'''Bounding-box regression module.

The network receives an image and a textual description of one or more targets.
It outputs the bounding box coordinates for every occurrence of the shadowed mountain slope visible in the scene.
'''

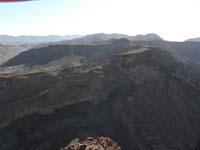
[0,44,29,65]
[1,38,130,67]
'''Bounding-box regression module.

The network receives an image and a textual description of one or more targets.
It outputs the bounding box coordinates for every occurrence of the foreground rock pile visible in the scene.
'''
[61,137,121,150]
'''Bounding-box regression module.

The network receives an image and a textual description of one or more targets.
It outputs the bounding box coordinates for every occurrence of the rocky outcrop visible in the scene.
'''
[62,137,121,150]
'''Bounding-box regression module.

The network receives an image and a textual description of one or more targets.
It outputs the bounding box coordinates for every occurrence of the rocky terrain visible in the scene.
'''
[1,36,200,150]
[61,137,121,150]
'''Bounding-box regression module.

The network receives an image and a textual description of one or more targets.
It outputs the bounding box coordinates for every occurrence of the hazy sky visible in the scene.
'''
[0,0,200,41]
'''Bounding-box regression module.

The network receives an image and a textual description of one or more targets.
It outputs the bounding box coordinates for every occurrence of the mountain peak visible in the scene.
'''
[133,33,163,41]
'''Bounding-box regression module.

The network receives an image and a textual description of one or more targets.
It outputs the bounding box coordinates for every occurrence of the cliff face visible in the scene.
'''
[1,44,200,150]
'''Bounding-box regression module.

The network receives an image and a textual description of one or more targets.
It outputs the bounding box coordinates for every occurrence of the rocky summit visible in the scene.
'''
[61,137,121,150]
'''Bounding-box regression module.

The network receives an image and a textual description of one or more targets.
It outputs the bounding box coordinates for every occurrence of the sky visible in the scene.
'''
[0,0,200,41]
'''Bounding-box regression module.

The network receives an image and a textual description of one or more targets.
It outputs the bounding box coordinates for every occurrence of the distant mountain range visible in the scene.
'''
[1,33,200,45]
[0,35,82,44]
[60,33,163,45]
[186,37,200,42]
[0,33,164,65]
[0,33,163,45]
[79,33,163,41]
[2,33,200,68]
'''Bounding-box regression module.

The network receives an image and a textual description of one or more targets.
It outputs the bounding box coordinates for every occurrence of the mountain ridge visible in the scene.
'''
[186,37,200,42]
[1,44,200,150]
